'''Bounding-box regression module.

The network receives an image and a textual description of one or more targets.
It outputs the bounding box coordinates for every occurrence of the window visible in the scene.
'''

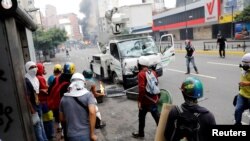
[118,38,158,57]
[110,43,120,60]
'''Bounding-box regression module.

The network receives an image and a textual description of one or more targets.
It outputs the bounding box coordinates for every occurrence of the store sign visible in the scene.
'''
[205,0,219,23]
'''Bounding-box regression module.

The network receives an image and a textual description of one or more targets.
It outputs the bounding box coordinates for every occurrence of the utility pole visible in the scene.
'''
[231,5,234,39]
[185,0,188,39]
[224,0,236,39]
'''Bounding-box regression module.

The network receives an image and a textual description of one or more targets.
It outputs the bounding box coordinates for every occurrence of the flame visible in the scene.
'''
[100,81,105,95]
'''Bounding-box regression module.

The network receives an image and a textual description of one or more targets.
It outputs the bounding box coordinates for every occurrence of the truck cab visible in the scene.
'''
[90,34,175,89]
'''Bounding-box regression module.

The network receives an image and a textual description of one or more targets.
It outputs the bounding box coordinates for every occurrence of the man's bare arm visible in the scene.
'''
[88,104,97,141]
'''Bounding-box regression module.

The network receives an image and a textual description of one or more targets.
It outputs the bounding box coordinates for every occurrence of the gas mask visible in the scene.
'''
[239,63,250,71]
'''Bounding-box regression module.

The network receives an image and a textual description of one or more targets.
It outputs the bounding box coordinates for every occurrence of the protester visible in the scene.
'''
[36,63,55,141]
[47,64,62,86]
[234,53,250,125]
[185,40,198,74]
[48,62,75,140]
[83,70,106,128]
[132,56,160,138]
[164,77,216,141]
[59,73,97,141]
[24,61,48,141]
[217,34,227,58]
[66,49,70,57]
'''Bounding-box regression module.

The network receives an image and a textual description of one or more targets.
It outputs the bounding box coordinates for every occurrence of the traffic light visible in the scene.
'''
[0,0,18,15]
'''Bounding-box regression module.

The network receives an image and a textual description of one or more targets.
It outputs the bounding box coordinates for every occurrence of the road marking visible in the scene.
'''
[207,62,238,67]
[167,68,217,79]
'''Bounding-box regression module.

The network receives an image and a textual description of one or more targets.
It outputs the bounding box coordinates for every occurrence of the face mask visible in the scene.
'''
[239,64,250,71]
[242,65,250,71]
[28,68,37,77]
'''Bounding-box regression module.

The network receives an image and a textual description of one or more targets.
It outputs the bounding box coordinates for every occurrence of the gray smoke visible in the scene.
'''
[79,0,98,42]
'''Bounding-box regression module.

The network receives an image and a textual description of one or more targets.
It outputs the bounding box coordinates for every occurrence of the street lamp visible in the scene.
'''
[225,0,236,39]
[185,0,187,39]
[27,8,43,27]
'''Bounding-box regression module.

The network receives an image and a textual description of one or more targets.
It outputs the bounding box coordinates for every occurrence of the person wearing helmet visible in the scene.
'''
[36,63,55,140]
[234,53,250,125]
[48,62,75,139]
[216,34,227,58]
[47,64,62,86]
[164,77,216,141]
[83,70,105,98]
[185,40,199,74]
[132,56,160,138]
[59,73,97,141]
[83,70,106,129]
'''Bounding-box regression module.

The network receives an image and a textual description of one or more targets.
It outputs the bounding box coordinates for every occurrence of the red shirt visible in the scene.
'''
[138,68,159,106]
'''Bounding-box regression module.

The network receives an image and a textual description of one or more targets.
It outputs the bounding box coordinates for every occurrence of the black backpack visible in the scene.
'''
[170,106,201,141]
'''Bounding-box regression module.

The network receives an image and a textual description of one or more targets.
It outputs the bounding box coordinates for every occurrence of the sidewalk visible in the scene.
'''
[175,49,245,56]
[174,39,249,56]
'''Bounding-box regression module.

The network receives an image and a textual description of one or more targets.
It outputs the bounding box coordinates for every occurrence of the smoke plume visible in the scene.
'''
[79,0,98,42]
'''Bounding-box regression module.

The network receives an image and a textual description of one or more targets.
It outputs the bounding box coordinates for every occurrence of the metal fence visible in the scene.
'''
[204,40,250,52]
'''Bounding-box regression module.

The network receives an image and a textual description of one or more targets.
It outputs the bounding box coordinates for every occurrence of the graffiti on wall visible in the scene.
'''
[0,103,13,132]
[0,69,7,82]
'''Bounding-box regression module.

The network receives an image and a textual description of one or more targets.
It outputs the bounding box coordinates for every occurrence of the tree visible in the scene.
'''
[33,27,68,51]
[235,5,250,22]
[47,28,68,48]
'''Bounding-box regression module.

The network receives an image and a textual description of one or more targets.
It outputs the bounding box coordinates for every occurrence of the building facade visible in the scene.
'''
[153,0,250,41]
[58,13,82,41]
[44,4,59,29]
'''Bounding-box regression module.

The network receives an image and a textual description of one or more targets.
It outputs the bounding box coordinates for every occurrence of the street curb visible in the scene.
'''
[175,49,245,56]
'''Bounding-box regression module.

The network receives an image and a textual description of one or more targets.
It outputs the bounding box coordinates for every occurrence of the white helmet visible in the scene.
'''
[242,53,250,63]
[71,72,85,82]
[138,56,150,66]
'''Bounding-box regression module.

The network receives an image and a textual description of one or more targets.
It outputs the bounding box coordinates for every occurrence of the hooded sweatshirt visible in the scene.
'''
[36,63,48,102]
[25,61,39,93]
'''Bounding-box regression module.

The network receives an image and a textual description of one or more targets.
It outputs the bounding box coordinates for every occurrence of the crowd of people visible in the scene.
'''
[24,51,250,141]
[24,62,106,141]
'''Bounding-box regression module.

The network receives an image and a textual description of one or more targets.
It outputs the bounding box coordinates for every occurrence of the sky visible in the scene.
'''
[34,0,176,19]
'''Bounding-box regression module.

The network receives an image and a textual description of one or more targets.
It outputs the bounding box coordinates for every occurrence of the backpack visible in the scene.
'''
[170,106,201,141]
[145,70,160,95]
[47,76,69,110]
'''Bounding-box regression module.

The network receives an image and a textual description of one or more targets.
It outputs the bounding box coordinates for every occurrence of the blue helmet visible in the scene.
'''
[63,62,75,74]
[181,77,203,99]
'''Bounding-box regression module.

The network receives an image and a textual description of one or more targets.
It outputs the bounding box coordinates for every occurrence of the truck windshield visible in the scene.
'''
[117,38,158,57]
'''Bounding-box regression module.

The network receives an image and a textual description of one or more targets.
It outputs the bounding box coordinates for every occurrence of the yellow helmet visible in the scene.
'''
[54,64,62,73]
[63,62,76,74]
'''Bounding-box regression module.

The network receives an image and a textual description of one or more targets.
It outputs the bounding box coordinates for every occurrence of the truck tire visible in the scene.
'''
[112,73,119,84]
[123,82,130,89]
[107,66,111,80]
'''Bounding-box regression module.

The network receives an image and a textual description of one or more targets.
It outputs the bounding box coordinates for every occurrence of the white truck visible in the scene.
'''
[90,4,175,89]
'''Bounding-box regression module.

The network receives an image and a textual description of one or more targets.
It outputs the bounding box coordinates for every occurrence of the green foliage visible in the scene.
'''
[235,5,250,22]
[33,27,68,50]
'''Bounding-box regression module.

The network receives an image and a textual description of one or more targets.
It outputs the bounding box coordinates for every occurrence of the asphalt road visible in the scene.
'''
[44,47,249,141]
